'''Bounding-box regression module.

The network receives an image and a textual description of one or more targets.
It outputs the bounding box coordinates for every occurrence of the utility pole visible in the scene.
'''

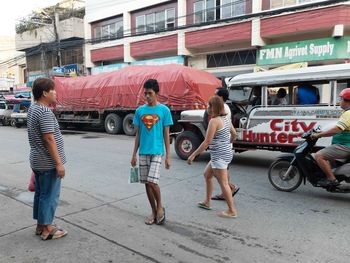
[53,5,61,67]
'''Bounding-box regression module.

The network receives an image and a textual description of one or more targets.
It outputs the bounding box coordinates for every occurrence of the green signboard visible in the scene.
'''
[257,37,350,66]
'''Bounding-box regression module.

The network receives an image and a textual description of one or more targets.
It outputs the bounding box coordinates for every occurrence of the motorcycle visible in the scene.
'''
[268,128,350,193]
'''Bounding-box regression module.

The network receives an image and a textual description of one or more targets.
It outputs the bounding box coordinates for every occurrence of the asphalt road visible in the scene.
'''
[0,126,349,263]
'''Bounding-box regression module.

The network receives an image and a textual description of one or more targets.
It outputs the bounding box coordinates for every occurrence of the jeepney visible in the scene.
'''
[174,63,349,160]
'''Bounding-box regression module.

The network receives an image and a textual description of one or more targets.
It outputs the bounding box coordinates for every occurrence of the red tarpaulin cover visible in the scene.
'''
[54,64,221,111]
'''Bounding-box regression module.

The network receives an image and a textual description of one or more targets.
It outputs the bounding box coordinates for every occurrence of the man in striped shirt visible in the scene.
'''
[27,77,67,240]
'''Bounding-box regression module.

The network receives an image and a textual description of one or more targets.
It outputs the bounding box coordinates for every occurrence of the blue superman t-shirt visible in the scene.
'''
[133,104,173,155]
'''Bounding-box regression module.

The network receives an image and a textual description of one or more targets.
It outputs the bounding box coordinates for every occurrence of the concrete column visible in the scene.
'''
[177,0,187,27]
[178,31,192,57]
[83,20,94,69]
[123,12,135,62]
[251,0,265,47]
[124,42,135,63]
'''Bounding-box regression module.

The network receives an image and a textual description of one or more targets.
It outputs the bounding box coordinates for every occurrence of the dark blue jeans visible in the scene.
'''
[33,169,61,225]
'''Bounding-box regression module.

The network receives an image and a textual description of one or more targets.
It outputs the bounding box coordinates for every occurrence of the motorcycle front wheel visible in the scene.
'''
[268,159,302,192]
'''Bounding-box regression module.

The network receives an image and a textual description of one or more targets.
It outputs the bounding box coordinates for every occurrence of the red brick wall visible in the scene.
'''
[90,45,124,62]
[261,5,350,37]
[130,34,178,57]
[185,22,251,49]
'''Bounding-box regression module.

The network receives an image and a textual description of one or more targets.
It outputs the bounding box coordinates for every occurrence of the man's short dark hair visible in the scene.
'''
[32,78,55,100]
[144,79,159,93]
[216,87,229,102]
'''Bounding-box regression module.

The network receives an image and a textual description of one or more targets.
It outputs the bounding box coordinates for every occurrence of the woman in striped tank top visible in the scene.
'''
[187,95,238,218]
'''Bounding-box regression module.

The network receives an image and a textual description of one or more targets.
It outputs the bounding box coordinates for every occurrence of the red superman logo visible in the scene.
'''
[142,114,160,131]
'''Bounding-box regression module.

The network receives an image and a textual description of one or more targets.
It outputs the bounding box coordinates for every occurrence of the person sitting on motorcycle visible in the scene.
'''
[311,88,350,186]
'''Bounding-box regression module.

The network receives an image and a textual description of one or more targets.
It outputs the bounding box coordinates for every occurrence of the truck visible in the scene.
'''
[174,63,350,160]
[53,64,221,135]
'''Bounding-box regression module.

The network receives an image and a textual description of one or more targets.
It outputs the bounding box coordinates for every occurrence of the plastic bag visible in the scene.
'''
[129,166,139,183]
[28,171,35,192]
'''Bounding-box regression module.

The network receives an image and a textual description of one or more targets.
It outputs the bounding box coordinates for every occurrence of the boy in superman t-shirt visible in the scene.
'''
[131,79,173,225]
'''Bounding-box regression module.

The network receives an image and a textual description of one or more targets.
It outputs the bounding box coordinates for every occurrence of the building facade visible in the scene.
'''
[0,36,26,92]
[15,0,85,86]
[84,0,350,77]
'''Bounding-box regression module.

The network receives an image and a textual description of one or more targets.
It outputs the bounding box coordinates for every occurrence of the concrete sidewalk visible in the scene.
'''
[0,185,241,263]
[0,188,155,263]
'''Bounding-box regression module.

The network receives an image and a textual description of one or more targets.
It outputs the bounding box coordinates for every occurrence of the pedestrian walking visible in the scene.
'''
[27,77,68,240]
[211,88,240,200]
[187,95,238,218]
[131,79,173,225]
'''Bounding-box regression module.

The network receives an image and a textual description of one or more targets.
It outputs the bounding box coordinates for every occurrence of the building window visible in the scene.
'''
[93,20,123,40]
[270,0,318,9]
[220,0,245,19]
[207,50,256,68]
[136,8,176,34]
[166,8,175,29]
[156,11,165,31]
[136,15,146,34]
[146,13,155,32]
[194,0,217,24]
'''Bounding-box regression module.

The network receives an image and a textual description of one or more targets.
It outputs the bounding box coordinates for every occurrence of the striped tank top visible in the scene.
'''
[209,116,233,163]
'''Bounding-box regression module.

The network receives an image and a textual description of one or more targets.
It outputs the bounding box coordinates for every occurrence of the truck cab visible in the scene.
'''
[174,63,349,160]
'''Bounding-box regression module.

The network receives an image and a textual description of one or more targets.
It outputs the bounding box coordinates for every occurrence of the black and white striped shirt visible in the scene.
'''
[209,116,233,163]
[27,103,66,171]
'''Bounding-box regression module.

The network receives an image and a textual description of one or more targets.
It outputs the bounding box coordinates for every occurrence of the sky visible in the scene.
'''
[0,0,59,36]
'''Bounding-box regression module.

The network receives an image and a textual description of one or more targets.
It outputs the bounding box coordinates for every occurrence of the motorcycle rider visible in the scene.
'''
[311,88,350,186]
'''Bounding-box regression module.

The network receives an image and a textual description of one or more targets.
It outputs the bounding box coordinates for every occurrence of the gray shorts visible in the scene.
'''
[318,144,350,161]
[139,154,162,184]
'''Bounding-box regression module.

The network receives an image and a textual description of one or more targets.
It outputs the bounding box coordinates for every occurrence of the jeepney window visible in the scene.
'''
[7,104,14,110]
[0,103,5,109]
[228,87,251,102]
[335,82,348,103]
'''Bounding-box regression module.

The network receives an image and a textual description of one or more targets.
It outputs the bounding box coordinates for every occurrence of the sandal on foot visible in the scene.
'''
[211,194,225,201]
[197,202,212,210]
[145,216,156,225]
[218,211,237,218]
[232,186,240,197]
[41,227,67,241]
[36,223,62,235]
[156,208,165,225]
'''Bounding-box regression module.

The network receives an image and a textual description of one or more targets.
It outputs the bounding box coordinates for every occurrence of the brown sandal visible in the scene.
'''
[41,227,67,240]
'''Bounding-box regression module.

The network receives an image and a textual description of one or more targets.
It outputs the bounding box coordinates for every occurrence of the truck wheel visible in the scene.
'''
[15,123,22,128]
[105,113,122,134]
[175,131,201,160]
[123,113,136,136]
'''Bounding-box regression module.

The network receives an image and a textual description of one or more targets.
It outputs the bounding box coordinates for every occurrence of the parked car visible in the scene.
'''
[0,100,14,126]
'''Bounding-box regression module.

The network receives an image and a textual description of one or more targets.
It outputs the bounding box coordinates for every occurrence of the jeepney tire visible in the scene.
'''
[268,159,302,192]
[122,113,136,136]
[15,123,22,128]
[175,131,201,160]
[104,113,123,134]
[3,118,10,126]
[10,119,16,127]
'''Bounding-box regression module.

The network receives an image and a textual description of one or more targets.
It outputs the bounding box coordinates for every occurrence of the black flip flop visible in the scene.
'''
[156,208,165,225]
